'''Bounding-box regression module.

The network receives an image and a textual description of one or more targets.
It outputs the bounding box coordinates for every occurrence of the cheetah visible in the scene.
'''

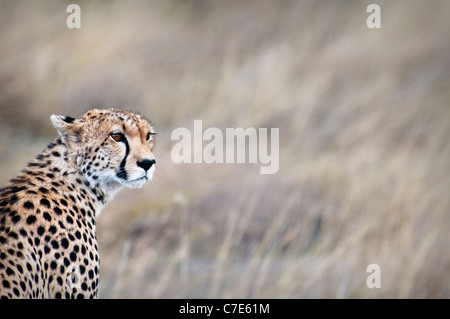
[0,108,156,298]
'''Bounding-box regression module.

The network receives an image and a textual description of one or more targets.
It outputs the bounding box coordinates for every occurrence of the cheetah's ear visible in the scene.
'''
[50,115,81,145]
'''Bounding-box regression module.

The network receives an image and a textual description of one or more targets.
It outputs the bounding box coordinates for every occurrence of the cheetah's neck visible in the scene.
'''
[11,137,122,219]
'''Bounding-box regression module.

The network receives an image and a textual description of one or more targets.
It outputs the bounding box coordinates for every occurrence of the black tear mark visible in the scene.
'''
[116,137,130,181]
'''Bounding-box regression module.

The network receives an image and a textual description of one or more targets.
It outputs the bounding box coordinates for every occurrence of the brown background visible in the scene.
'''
[0,0,449,298]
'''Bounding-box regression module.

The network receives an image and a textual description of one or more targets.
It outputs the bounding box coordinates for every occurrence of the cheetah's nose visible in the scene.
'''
[137,159,156,172]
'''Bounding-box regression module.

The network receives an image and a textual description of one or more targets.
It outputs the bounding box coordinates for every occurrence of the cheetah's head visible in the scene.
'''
[50,108,156,189]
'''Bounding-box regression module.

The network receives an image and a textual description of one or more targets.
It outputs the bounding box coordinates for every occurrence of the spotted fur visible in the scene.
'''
[0,108,156,298]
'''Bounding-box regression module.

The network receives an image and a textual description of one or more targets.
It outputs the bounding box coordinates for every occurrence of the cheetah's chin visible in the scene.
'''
[123,176,149,189]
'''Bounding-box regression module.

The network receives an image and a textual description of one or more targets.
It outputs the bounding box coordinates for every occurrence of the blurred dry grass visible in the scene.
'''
[1,0,450,298]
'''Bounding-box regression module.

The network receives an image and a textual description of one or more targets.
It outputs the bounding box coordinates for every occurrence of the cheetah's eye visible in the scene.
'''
[110,132,125,142]
[146,132,156,142]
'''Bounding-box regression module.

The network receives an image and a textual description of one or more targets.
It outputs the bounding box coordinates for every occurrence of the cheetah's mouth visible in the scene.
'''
[133,175,148,182]
[119,174,147,183]
[116,165,154,188]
